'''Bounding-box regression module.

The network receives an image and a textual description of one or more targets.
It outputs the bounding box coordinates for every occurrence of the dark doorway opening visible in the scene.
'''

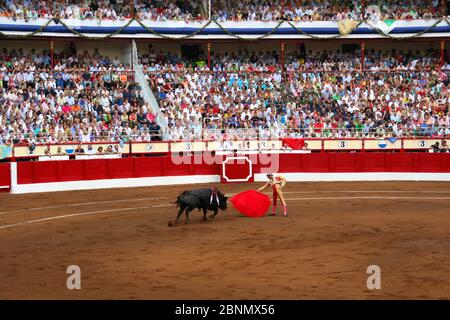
[342,44,359,54]
[181,44,200,61]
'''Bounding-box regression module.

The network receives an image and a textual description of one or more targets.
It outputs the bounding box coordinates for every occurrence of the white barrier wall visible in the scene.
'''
[9,139,450,158]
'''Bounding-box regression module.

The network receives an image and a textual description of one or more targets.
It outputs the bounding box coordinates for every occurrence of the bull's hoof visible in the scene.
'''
[168,221,174,227]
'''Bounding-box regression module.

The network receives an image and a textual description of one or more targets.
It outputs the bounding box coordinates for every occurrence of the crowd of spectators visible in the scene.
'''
[0,44,163,147]
[0,0,202,21]
[212,0,444,22]
[140,47,448,73]
[135,0,203,21]
[430,139,449,152]
[365,0,442,21]
[0,44,449,147]
[143,48,450,140]
[213,0,362,21]
[0,0,447,22]
[0,0,131,21]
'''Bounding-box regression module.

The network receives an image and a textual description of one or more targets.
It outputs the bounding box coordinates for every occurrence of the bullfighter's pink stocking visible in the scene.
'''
[272,188,278,215]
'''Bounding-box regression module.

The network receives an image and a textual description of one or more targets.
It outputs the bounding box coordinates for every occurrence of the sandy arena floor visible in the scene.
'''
[1,181,450,299]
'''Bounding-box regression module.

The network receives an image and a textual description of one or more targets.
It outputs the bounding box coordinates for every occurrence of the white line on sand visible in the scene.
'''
[285,196,450,201]
[3,191,450,215]
[0,197,167,216]
[282,190,450,194]
[0,206,154,230]
[2,195,450,231]
[223,190,450,197]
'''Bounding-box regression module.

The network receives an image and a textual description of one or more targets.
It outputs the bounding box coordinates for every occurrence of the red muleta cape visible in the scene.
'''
[230,190,271,217]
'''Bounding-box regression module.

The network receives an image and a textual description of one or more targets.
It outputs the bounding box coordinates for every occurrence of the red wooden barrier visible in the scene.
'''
[14,153,450,185]
[0,163,11,191]
[16,156,223,185]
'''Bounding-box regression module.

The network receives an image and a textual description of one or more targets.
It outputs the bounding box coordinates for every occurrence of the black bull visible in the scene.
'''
[171,188,228,225]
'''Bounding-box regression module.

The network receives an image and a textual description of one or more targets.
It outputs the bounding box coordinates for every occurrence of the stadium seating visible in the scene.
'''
[0,0,203,21]
[0,45,164,145]
[142,49,449,140]
[0,1,449,148]
[212,0,442,21]
[0,1,446,22]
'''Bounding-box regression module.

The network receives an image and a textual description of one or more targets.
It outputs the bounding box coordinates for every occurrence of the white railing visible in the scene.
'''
[133,39,167,131]
[2,126,449,145]
[134,63,167,129]
[132,39,139,68]
[160,126,450,140]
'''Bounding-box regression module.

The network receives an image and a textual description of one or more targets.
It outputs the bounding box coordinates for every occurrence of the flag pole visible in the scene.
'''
[208,0,211,20]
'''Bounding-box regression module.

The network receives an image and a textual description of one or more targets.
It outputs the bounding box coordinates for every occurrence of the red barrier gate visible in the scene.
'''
[221,157,254,183]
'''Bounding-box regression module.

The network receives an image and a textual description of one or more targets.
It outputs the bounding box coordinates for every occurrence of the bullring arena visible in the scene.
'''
[2,182,450,299]
[1,149,450,299]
